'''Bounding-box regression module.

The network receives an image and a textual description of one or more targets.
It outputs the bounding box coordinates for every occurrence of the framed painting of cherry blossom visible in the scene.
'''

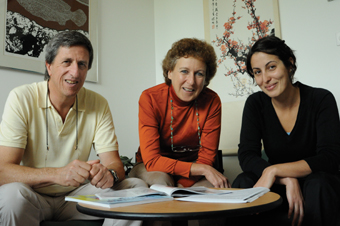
[0,0,98,82]
[203,0,281,102]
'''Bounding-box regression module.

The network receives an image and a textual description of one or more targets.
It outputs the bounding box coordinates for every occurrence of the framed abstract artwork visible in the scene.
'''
[203,0,281,102]
[0,0,98,82]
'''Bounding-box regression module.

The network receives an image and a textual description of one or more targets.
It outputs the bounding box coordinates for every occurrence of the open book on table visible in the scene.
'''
[176,187,270,203]
[66,185,270,208]
[65,187,173,208]
[95,184,232,200]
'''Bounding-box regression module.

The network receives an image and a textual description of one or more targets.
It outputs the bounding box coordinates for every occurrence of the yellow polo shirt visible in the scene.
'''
[0,81,119,194]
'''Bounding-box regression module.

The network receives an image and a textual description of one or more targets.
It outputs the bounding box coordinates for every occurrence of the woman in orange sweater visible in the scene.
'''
[129,38,230,188]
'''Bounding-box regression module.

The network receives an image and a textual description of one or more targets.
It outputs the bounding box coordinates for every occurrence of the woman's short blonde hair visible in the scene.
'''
[162,38,217,86]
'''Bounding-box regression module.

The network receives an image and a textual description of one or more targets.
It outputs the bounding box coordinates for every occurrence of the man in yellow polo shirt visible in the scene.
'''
[0,31,147,226]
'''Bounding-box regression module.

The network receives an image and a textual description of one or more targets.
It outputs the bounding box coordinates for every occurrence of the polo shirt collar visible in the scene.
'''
[38,80,86,112]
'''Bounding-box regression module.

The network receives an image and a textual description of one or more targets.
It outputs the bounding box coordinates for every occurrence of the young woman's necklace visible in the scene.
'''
[170,96,201,151]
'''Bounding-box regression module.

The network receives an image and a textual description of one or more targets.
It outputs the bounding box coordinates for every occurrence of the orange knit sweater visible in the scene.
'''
[136,83,221,187]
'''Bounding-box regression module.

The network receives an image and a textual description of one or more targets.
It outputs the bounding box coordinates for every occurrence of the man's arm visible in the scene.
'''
[87,150,125,189]
[0,146,93,188]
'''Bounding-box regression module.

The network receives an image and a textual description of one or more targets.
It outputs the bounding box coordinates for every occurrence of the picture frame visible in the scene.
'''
[0,0,98,82]
[203,0,281,102]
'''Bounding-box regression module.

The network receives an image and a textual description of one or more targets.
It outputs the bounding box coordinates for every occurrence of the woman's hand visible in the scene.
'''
[280,177,304,226]
[254,165,304,226]
[191,163,231,188]
[254,165,277,188]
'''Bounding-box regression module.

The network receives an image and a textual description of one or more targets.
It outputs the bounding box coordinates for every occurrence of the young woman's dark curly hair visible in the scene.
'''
[162,38,217,87]
[246,35,297,82]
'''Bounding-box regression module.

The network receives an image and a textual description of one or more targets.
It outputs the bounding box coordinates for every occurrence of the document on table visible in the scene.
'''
[176,187,270,203]
[95,187,165,200]
[65,187,173,208]
[149,184,232,197]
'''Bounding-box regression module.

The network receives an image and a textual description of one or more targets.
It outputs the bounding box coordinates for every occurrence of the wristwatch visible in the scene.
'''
[108,169,119,183]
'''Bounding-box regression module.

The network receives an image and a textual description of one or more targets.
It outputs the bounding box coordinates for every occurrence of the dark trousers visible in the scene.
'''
[232,171,340,226]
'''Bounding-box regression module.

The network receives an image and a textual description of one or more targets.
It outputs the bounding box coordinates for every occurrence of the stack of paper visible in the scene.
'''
[65,187,173,208]
[176,187,269,203]
[149,184,232,197]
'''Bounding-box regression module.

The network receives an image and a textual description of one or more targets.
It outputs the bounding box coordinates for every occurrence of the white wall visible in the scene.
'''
[85,0,155,159]
[279,0,340,109]
[0,0,155,159]
[154,0,205,84]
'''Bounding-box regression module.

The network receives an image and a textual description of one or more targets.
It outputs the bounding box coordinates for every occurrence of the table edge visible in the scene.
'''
[76,192,282,221]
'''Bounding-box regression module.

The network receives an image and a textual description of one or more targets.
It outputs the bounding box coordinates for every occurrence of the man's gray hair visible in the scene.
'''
[44,30,93,80]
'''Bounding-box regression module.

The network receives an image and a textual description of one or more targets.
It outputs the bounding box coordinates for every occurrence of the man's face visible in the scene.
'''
[46,45,89,101]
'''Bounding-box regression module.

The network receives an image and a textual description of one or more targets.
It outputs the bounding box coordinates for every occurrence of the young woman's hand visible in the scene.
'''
[280,177,304,226]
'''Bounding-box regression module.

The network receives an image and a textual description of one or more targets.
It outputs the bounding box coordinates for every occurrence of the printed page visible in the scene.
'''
[176,187,269,203]
[95,187,166,200]
[65,194,173,208]
[150,184,232,197]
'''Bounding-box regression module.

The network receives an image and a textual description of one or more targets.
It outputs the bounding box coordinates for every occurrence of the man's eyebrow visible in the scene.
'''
[78,60,88,65]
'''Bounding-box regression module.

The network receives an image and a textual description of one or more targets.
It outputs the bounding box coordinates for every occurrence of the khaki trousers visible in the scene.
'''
[129,163,213,187]
[0,178,147,226]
